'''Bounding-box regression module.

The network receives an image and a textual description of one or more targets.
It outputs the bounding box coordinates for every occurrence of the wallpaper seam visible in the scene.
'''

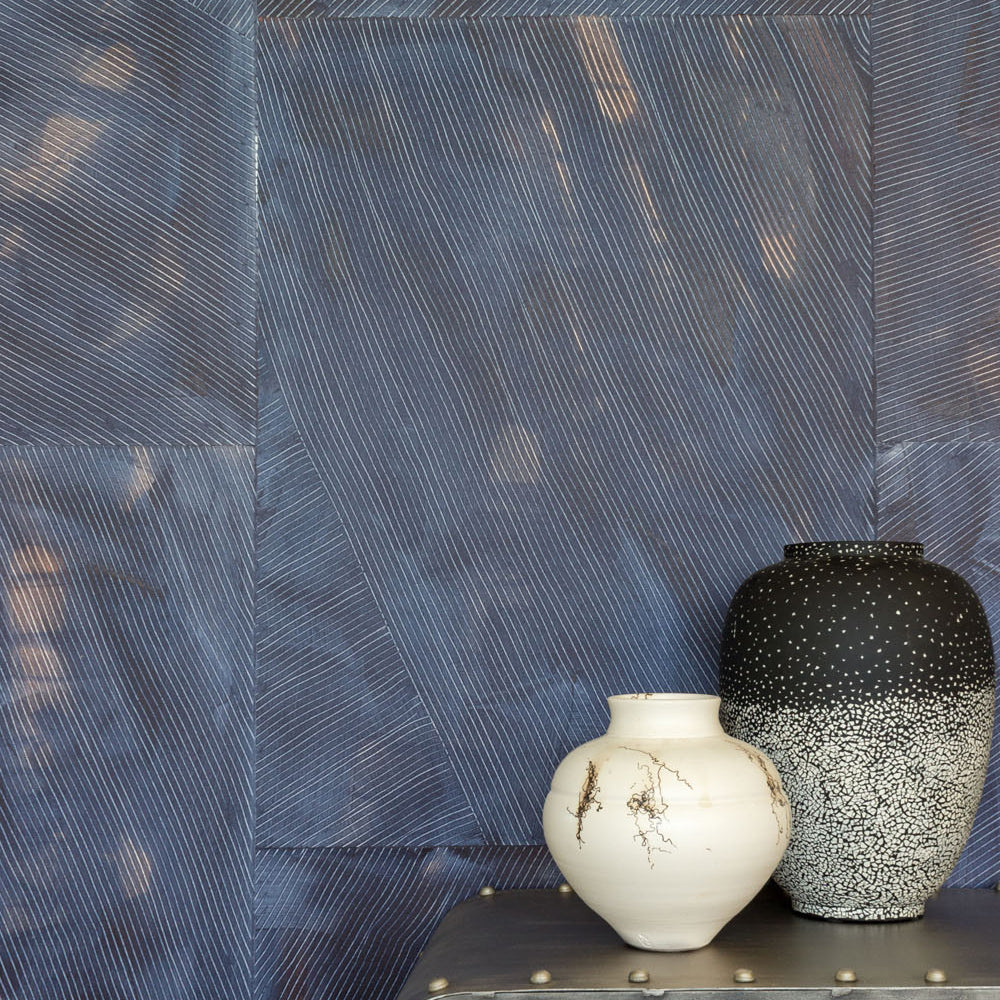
[182,0,257,36]
[255,843,548,852]
[251,4,262,995]
[265,373,489,844]
[257,10,872,18]
[0,443,255,454]
[869,0,878,540]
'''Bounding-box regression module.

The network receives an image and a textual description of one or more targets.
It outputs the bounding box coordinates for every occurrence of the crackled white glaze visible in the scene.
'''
[543,694,790,951]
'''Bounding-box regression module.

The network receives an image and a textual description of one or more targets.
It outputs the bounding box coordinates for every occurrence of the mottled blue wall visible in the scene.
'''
[0,2,255,998]
[1,0,998,998]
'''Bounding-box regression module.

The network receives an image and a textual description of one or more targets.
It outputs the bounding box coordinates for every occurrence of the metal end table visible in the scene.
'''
[397,883,1000,1000]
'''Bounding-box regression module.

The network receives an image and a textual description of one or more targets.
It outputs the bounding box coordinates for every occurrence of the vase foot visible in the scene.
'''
[618,926,720,952]
[791,902,925,922]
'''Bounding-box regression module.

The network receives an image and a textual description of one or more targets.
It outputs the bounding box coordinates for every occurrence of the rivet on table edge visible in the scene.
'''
[529,969,552,985]
[925,969,948,983]
[557,882,573,894]
[427,977,449,993]
[628,969,650,984]
[478,885,496,897]
[835,969,858,983]
[733,968,756,983]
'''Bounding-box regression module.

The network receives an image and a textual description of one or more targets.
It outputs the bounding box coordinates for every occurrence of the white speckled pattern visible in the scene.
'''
[720,541,996,920]
[721,688,994,919]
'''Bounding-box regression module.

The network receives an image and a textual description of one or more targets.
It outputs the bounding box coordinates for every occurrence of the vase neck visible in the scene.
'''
[606,694,723,738]
[784,540,924,560]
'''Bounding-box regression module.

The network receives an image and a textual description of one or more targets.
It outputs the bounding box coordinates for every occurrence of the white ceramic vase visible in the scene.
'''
[543,693,790,951]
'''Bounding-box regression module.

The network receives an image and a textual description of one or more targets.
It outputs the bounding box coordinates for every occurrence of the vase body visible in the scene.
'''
[720,541,996,921]
[543,694,790,951]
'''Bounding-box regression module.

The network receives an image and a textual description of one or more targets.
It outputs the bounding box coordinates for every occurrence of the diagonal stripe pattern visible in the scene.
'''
[877,442,1000,888]
[257,13,873,845]
[255,846,561,1000]
[0,445,255,999]
[873,1,1000,444]
[260,0,870,20]
[0,0,256,446]
[184,0,257,34]
[6,3,1000,1000]
[874,0,1000,889]
[256,348,483,846]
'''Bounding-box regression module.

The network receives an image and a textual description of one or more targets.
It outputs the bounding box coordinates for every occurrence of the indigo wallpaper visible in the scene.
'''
[0,0,255,446]
[0,2,997,1000]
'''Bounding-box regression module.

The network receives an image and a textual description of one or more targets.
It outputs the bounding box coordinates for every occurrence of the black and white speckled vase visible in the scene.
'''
[719,541,996,921]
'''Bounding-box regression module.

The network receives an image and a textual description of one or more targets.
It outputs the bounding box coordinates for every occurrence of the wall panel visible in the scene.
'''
[877,442,1000,887]
[873,1,1000,445]
[0,446,254,1000]
[256,348,482,847]
[257,13,873,854]
[260,1,869,19]
[255,846,560,1000]
[873,0,1000,888]
[0,0,256,446]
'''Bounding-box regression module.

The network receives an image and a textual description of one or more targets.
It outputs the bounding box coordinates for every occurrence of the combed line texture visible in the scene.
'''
[256,369,483,846]
[257,14,873,849]
[260,0,869,20]
[873,2,1000,444]
[185,0,257,34]
[0,446,255,1000]
[254,846,560,1000]
[0,0,255,446]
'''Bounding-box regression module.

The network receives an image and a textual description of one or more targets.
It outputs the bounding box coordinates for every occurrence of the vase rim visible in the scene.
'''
[606,693,723,737]
[608,693,720,703]
[784,540,924,559]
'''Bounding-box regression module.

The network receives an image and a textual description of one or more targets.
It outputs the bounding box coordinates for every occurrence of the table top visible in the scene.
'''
[396,884,1000,1000]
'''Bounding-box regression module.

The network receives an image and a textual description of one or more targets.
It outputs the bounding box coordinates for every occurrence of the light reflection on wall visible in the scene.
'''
[624,153,669,247]
[7,545,66,773]
[75,43,137,92]
[539,107,581,252]
[5,114,104,201]
[491,424,542,485]
[125,448,157,510]
[5,537,155,908]
[759,230,797,280]
[117,835,153,899]
[574,17,639,123]
[103,238,186,348]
